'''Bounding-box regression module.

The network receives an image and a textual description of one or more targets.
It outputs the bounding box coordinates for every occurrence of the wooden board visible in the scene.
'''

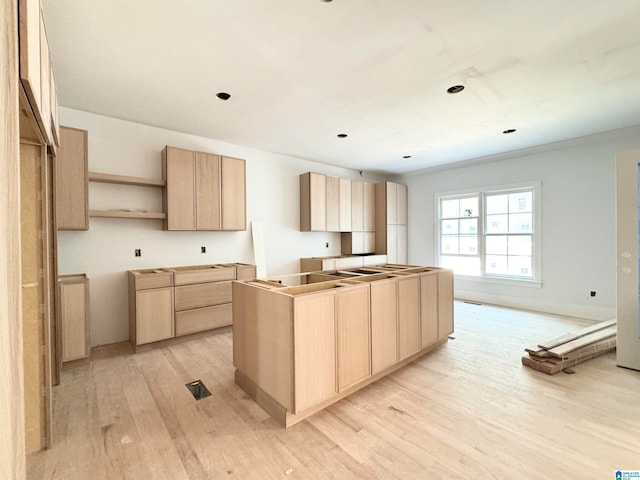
[537,319,616,349]
[546,326,617,358]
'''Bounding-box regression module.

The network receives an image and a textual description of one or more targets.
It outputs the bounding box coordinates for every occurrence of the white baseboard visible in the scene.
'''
[455,289,616,321]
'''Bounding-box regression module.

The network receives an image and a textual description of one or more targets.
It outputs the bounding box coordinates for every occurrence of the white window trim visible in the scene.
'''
[434,181,542,285]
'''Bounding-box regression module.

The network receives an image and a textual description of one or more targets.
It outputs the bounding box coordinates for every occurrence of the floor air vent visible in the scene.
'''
[185,380,211,400]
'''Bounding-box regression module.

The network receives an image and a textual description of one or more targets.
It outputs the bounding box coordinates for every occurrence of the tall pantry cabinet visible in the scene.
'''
[375,181,408,263]
[163,146,246,231]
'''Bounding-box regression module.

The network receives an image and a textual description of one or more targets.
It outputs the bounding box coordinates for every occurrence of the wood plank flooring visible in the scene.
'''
[27,301,640,479]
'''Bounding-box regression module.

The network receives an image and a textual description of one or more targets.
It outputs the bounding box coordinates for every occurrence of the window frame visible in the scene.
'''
[435,181,542,287]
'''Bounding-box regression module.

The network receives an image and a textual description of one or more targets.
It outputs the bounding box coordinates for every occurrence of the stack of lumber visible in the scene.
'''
[522,319,616,374]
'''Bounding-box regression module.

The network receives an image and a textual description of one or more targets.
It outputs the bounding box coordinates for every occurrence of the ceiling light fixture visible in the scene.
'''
[337,133,348,138]
[216,92,231,101]
[502,128,517,134]
[447,85,465,94]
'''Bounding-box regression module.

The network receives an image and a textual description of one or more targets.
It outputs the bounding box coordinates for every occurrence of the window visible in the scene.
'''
[437,183,540,281]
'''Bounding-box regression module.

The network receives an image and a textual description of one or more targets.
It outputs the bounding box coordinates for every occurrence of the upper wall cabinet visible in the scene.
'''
[221,155,246,231]
[163,146,246,231]
[351,180,375,232]
[300,172,374,234]
[56,127,88,230]
[300,172,327,232]
[19,0,59,148]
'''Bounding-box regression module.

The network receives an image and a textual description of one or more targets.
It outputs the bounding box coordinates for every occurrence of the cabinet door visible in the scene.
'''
[370,279,397,374]
[56,127,88,230]
[164,147,195,231]
[351,180,364,232]
[39,14,52,146]
[398,275,421,359]
[293,292,336,412]
[136,287,174,345]
[396,183,408,225]
[221,156,246,231]
[397,224,408,264]
[386,225,398,264]
[420,272,439,348]
[364,182,376,231]
[339,177,352,232]
[195,152,221,230]
[300,172,327,231]
[19,0,42,122]
[336,284,370,391]
[386,182,398,225]
[60,277,89,362]
[438,269,454,340]
[326,175,340,232]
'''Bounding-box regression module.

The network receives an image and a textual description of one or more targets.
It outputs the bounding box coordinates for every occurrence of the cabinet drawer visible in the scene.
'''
[132,270,173,290]
[175,281,232,311]
[175,303,232,336]
[171,265,235,285]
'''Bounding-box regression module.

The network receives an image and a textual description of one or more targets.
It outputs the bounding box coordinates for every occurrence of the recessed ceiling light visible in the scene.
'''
[403,155,411,159]
[502,128,517,134]
[337,133,348,138]
[216,92,231,101]
[447,85,465,94]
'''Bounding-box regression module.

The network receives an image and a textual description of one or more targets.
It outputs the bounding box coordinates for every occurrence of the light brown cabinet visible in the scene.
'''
[370,276,398,374]
[221,156,247,230]
[163,146,246,231]
[300,172,375,239]
[56,127,88,230]
[326,176,352,232]
[376,181,408,262]
[59,274,90,362]
[293,292,337,412]
[135,287,175,345]
[19,0,60,147]
[128,263,255,350]
[336,283,371,391]
[233,264,453,427]
[128,269,174,346]
[397,274,421,359]
[300,172,327,231]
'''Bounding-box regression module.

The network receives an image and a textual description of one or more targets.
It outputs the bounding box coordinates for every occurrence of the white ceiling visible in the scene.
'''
[42,0,640,174]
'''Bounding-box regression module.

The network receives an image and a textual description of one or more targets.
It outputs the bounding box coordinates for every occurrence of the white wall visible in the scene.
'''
[398,126,640,321]
[58,108,375,346]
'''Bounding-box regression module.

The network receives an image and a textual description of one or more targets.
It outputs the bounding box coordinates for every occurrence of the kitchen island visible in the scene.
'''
[232,264,453,427]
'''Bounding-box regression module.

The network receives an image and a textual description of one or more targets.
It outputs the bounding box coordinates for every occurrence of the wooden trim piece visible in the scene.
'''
[89,210,166,219]
[88,171,166,187]
[1,0,26,471]
[537,318,616,350]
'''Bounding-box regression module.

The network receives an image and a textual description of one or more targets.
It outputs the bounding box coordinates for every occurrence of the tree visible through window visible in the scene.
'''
[438,185,538,280]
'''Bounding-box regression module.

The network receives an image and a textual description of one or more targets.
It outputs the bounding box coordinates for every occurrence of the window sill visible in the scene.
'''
[454,274,542,289]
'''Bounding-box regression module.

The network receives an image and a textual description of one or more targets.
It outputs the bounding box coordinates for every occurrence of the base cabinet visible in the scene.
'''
[129,263,255,349]
[233,264,453,427]
[59,274,90,361]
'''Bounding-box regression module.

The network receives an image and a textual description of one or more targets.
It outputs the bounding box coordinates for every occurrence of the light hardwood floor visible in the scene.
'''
[27,301,640,479]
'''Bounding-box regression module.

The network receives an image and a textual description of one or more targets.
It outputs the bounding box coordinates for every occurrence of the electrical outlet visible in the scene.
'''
[201,246,206,254]
[135,249,141,257]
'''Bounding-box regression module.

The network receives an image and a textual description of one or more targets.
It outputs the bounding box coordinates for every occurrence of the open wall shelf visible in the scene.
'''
[88,171,166,187]
[88,171,166,219]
